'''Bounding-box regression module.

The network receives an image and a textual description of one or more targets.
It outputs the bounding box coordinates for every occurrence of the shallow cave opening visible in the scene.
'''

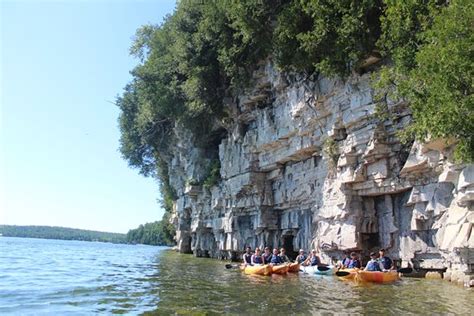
[181,235,192,254]
[334,127,348,141]
[207,127,228,149]
[282,235,297,260]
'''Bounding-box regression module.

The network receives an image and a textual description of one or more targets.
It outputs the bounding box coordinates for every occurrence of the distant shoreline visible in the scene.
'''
[0,235,168,247]
[0,225,127,244]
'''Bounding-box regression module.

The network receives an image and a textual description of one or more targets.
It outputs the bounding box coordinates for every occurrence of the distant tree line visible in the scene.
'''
[126,219,175,246]
[0,225,127,244]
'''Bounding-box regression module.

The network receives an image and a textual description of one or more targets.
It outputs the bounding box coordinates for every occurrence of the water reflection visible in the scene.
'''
[150,250,473,315]
[1,238,472,315]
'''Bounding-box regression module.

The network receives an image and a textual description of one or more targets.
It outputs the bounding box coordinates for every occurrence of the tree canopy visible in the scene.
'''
[117,0,473,212]
[126,219,175,246]
[377,0,473,161]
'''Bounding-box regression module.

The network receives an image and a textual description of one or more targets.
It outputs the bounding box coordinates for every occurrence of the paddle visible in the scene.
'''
[335,267,413,276]
[317,265,330,271]
[225,264,240,269]
[397,267,413,274]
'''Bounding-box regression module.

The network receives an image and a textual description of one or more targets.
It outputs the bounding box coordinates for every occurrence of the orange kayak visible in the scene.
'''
[338,268,358,280]
[241,264,272,276]
[288,263,300,273]
[272,264,289,274]
[356,270,399,283]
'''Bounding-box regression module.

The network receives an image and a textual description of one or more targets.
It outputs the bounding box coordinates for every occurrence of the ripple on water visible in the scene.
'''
[1,238,473,315]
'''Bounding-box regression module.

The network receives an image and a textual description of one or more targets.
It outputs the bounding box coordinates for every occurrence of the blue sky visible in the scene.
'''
[1,0,176,233]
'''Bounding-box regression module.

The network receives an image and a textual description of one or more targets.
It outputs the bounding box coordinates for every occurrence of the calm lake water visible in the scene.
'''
[1,237,473,315]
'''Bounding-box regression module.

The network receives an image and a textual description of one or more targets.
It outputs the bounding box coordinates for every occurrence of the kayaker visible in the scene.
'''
[279,248,290,263]
[338,251,351,268]
[251,247,264,265]
[243,246,252,265]
[364,252,384,271]
[378,249,393,271]
[270,248,283,265]
[303,249,321,266]
[347,252,361,269]
[262,246,272,264]
[295,249,307,264]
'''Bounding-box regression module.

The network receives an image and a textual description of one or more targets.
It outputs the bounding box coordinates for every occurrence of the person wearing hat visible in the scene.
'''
[378,248,393,271]
[364,252,384,271]
[295,249,307,264]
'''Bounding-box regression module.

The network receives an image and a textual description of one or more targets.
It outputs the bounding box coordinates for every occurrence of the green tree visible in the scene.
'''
[274,0,383,75]
[377,0,473,161]
[126,220,175,246]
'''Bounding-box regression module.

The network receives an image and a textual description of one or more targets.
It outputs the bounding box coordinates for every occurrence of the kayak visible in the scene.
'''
[300,265,315,274]
[240,264,273,276]
[288,263,300,273]
[300,265,334,275]
[272,264,289,274]
[314,265,335,275]
[356,270,399,283]
[337,268,358,280]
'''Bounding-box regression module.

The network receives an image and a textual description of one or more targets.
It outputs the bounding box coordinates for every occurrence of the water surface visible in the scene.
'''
[1,237,472,314]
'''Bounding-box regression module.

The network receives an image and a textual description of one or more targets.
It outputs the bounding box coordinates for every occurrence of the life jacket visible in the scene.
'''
[348,259,361,269]
[310,256,320,266]
[270,254,282,264]
[252,255,263,264]
[341,257,351,267]
[263,253,272,264]
[243,253,252,264]
[366,259,381,271]
[279,254,290,263]
[379,256,392,270]
[297,255,307,264]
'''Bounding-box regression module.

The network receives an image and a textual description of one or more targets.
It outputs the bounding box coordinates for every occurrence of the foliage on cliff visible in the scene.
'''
[377,0,473,161]
[0,225,126,244]
[117,0,473,207]
[274,0,383,75]
[126,219,175,246]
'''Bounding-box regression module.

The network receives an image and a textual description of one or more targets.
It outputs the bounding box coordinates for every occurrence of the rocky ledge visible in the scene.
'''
[167,61,473,287]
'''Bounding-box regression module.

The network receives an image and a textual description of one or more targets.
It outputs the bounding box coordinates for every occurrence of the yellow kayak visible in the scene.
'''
[240,264,272,276]
[356,270,399,283]
[272,264,289,274]
[288,263,300,273]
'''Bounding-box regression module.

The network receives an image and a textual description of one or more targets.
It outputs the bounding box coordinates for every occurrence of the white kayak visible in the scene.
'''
[300,265,335,275]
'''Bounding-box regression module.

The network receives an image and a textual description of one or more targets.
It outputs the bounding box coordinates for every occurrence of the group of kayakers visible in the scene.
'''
[321,248,393,271]
[243,246,292,265]
[243,246,394,272]
[243,246,323,267]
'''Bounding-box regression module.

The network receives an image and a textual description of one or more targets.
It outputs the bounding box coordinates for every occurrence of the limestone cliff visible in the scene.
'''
[166,61,473,287]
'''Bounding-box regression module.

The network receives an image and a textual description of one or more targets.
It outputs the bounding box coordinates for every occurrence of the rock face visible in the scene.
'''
[167,62,474,286]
